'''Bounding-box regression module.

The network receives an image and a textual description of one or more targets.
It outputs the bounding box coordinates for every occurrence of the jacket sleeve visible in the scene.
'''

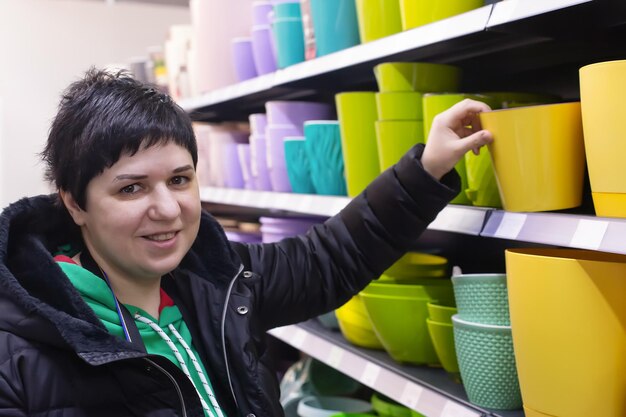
[245,144,460,329]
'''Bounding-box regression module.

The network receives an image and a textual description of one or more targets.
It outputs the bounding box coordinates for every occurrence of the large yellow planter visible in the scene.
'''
[480,103,586,212]
[505,248,626,417]
[580,60,626,218]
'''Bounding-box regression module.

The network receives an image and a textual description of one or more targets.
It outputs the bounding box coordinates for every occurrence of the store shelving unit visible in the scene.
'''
[269,319,523,417]
[180,0,614,121]
[201,187,626,255]
[186,1,626,416]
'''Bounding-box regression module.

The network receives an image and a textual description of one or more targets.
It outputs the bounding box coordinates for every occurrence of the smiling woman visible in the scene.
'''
[0,69,492,417]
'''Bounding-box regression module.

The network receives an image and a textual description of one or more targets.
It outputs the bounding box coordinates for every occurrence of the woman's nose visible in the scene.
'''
[148,187,181,220]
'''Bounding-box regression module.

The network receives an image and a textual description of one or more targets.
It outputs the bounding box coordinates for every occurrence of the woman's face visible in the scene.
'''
[68,142,202,282]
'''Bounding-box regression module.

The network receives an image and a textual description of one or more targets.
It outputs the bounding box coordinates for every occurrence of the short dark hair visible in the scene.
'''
[42,67,197,209]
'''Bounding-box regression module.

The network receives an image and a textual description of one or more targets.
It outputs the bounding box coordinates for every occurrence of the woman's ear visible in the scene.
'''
[59,190,86,226]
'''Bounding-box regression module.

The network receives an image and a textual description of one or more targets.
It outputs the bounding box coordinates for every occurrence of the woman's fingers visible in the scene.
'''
[454,130,494,155]
[439,99,492,128]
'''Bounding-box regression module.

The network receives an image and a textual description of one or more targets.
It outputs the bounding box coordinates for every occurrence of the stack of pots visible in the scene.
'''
[337,252,454,366]
[309,0,360,57]
[336,62,463,199]
[193,123,249,189]
[265,100,332,192]
[231,37,258,81]
[335,91,380,197]
[425,301,460,379]
[272,1,305,68]
[251,1,277,75]
[372,62,461,175]
[248,113,273,191]
[451,273,522,410]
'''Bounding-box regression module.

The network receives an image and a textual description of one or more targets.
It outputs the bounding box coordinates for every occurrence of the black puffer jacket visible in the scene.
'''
[0,145,459,417]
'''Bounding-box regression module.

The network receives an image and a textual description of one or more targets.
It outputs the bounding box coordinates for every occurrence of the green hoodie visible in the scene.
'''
[59,261,224,417]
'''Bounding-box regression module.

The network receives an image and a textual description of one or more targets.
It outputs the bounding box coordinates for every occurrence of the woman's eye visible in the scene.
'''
[120,184,140,194]
[170,176,189,186]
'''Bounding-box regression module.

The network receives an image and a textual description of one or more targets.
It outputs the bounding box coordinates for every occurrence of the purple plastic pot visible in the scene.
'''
[249,134,273,191]
[251,25,277,75]
[252,1,273,25]
[265,101,333,130]
[237,144,254,190]
[223,142,245,189]
[231,37,258,81]
[249,113,268,137]
[266,124,300,192]
[208,129,248,188]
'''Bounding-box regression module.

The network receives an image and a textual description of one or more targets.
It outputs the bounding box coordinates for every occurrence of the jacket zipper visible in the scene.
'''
[145,357,188,417]
[221,263,244,411]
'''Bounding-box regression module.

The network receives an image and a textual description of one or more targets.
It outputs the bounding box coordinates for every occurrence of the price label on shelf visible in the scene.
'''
[359,363,381,386]
[494,212,527,240]
[569,219,609,250]
[327,346,344,368]
[399,382,423,409]
[291,328,307,349]
[441,401,481,417]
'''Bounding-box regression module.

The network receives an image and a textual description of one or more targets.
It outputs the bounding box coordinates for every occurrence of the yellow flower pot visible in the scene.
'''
[580,60,626,218]
[505,248,626,417]
[480,103,586,212]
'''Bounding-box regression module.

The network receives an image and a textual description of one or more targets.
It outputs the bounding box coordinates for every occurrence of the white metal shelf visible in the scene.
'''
[179,6,492,113]
[178,0,599,116]
[487,0,593,28]
[269,320,524,417]
[201,187,626,254]
[200,187,490,235]
[273,5,493,86]
[200,187,350,217]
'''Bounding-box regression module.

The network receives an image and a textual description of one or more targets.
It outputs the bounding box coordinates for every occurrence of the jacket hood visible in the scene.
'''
[0,194,241,364]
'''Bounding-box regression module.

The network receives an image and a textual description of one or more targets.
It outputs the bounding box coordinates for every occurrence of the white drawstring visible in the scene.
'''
[135,313,225,417]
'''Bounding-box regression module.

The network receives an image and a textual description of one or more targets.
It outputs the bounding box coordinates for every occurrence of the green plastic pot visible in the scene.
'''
[374,62,462,93]
[360,293,439,365]
[451,273,510,326]
[335,296,384,350]
[375,120,424,171]
[426,319,460,374]
[335,92,381,197]
[383,252,448,280]
[426,302,457,324]
[452,315,522,410]
[375,91,424,121]
[364,280,454,305]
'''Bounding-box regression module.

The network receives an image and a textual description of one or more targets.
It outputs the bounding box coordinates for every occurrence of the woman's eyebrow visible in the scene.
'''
[173,164,193,173]
[114,174,147,181]
[113,165,193,182]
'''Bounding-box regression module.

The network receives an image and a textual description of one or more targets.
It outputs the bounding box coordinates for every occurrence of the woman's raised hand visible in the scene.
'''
[421,99,493,181]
